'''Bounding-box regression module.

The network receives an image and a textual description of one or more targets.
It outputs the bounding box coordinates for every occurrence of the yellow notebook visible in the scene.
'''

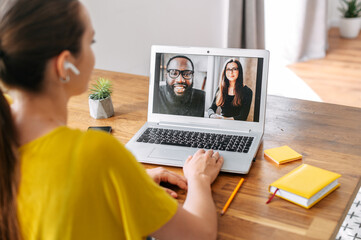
[268,164,341,209]
[264,145,302,165]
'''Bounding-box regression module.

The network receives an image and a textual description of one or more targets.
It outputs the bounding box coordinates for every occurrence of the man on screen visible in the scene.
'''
[155,55,205,117]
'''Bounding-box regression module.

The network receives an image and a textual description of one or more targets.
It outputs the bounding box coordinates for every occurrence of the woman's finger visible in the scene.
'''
[216,156,224,169]
[205,149,214,158]
[160,170,188,190]
[163,187,178,198]
[212,151,220,160]
[185,155,193,163]
[194,149,206,158]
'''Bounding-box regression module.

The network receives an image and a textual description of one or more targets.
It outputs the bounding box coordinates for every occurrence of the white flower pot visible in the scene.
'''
[89,96,114,119]
[339,17,361,39]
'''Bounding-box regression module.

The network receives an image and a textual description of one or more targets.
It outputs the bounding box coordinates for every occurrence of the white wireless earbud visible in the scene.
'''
[64,61,80,75]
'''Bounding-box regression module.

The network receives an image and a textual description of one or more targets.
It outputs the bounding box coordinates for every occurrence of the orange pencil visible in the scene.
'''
[221,178,244,216]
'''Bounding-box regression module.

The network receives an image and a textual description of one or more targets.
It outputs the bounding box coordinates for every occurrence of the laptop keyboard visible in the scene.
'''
[136,128,253,153]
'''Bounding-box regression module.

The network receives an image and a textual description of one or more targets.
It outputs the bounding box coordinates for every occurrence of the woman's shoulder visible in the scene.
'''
[39,126,120,149]
[37,126,131,166]
[62,127,140,180]
[76,128,131,162]
[243,85,252,92]
[243,85,253,97]
[80,127,119,145]
[21,126,134,170]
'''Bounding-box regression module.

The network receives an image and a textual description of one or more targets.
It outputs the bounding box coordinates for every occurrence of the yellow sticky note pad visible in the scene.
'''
[264,145,302,165]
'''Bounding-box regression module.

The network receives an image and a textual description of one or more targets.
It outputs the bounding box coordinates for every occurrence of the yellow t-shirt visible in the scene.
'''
[18,126,177,240]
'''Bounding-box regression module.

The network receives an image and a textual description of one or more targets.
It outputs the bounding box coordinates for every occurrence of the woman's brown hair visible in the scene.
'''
[216,58,244,107]
[0,89,20,240]
[0,0,84,239]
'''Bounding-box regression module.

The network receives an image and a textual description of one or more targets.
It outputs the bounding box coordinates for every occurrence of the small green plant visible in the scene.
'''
[89,78,113,100]
[339,0,361,18]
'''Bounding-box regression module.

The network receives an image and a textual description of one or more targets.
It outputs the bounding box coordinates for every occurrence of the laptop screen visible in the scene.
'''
[152,53,264,122]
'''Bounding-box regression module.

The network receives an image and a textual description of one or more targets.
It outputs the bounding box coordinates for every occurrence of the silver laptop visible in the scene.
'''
[126,45,269,174]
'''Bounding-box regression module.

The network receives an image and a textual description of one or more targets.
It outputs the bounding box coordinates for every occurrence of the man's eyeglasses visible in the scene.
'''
[167,69,194,80]
[226,67,239,72]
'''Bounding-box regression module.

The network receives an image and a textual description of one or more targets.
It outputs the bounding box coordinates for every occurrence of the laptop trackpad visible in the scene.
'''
[148,147,192,162]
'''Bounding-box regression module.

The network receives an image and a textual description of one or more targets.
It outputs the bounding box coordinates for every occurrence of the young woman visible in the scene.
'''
[0,0,223,239]
[208,58,253,121]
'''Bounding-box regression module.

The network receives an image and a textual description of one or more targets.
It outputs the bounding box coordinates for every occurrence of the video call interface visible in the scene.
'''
[152,53,264,122]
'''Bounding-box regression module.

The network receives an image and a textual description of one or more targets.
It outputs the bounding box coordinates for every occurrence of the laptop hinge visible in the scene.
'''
[156,122,251,134]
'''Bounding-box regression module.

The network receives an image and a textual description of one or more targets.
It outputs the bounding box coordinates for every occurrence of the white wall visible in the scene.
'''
[328,0,341,27]
[82,0,228,76]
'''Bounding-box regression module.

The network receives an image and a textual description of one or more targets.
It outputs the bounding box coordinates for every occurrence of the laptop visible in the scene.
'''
[126,45,269,174]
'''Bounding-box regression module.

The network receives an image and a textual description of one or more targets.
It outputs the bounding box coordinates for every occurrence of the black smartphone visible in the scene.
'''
[87,126,112,133]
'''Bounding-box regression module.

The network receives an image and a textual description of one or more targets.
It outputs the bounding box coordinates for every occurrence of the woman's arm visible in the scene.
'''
[208,92,225,119]
[208,91,218,118]
[151,150,223,240]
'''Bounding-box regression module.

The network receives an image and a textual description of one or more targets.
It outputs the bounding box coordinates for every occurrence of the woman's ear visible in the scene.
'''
[55,50,72,79]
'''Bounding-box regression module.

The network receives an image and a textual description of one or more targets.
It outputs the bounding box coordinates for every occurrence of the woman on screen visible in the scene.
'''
[208,58,253,121]
[0,0,223,239]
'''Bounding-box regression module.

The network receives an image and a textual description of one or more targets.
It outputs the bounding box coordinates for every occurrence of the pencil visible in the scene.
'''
[221,178,244,216]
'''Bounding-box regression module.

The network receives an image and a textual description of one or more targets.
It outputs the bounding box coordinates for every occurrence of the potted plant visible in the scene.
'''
[88,78,114,119]
[338,0,361,38]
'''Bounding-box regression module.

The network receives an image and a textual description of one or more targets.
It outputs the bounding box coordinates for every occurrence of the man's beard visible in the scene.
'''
[166,82,192,99]
[166,83,193,104]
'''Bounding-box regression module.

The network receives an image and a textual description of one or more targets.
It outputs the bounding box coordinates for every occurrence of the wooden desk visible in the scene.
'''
[68,69,361,239]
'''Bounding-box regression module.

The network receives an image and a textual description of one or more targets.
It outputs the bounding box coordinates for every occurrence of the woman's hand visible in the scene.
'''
[146,167,188,198]
[183,149,224,185]
[209,113,224,119]
[222,116,234,120]
[210,113,234,120]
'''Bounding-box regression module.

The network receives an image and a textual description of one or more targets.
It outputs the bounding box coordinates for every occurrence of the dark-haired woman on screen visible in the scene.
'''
[208,58,253,121]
